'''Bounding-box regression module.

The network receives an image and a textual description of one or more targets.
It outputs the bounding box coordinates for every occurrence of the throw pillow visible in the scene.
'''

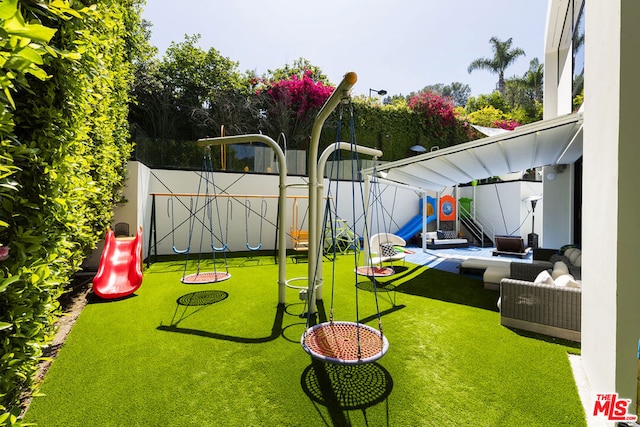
[564,247,577,259]
[554,261,569,271]
[436,230,445,239]
[444,230,457,239]
[560,244,577,253]
[380,243,396,258]
[573,254,582,267]
[555,274,580,288]
[552,261,569,279]
[568,249,581,265]
[534,270,554,286]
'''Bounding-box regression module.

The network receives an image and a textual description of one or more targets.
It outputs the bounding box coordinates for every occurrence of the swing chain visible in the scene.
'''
[245,198,267,251]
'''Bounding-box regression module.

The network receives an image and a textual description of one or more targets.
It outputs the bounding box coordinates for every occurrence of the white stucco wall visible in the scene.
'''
[544,1,640,422]
[118,162,418,259]
[582,0,620,403]
[617,1,640,414]
[541,164,575,248]
[458,181,543,244]
[84,162,148,269]
[581,0,640,419]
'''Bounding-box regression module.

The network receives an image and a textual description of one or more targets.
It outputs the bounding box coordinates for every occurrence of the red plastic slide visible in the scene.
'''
[92,227,143,299]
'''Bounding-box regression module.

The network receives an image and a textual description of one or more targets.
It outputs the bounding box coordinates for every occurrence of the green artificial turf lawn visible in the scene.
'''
[24,254,586,426]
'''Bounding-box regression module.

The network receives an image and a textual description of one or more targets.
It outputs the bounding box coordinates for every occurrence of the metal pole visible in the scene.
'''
[197,134,288,305]
[147,194,156,268]
[307,72,357,313]
[422,193,427,253]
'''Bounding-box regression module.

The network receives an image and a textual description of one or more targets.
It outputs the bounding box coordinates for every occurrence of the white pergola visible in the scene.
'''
[363,112,584,193]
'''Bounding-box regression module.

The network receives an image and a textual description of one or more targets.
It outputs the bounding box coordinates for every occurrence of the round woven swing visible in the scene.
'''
[355,266,394,277]
[301,96,389,366]
[181,271,231,284]
[301,321,389,365]
[174,146,231,284]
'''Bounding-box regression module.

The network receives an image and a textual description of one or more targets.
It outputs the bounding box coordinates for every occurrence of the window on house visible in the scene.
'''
[572,2,585,111]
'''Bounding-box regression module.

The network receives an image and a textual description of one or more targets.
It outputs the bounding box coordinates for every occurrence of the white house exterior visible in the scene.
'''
[544,0,640,424]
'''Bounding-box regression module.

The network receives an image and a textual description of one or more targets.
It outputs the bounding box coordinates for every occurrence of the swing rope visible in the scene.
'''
[168,196,194,254]
[370,165,394,269]
[204,153,229,253]
[180,146,231,284]
[305,104,343,326]
[245,199,267,251]
[328,109,342,323]
[346,99,385,353]
[301,99,388,365]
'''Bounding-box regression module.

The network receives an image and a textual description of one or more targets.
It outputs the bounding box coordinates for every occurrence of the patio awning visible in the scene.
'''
[364,112,583,192]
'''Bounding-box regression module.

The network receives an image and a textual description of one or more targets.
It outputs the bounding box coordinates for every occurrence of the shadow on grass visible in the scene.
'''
[392,267,499,312]
[85,292,138,304]
[505,327,581,350]
[362,285,397,307]
[157,302,286,344]
[167,290,229,325]
[318,263,424,309]
[301,360,393,425]
[157,280,406,345]
[311,300,406,326]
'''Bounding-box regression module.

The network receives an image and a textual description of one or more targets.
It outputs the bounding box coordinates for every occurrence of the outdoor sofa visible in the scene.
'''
[499,260,581,342]
[423,230,468,249]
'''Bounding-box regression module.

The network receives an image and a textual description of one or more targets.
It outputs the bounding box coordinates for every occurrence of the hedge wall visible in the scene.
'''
[314,99,471,164]
[0,0,142,423]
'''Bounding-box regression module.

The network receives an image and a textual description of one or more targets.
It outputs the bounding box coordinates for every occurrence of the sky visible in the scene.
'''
[142,0,549,98]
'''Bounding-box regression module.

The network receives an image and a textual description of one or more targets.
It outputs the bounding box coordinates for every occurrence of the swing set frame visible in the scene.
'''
[300,72,391,365]
[150,71,390,365]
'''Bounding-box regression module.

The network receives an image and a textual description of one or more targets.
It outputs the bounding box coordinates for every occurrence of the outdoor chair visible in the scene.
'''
[369,233,407,265]
[492,235,531,258]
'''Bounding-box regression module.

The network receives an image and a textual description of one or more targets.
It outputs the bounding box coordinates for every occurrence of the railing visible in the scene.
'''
[459,202,495,247]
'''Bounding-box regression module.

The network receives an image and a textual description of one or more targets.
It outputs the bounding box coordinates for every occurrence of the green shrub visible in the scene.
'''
[0,0,143,422]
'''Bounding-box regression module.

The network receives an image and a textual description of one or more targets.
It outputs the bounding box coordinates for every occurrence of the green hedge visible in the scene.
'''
[313,99,466,164]
[0,0,142,423]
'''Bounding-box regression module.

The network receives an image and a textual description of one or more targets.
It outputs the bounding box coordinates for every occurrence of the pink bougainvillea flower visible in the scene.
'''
[408,91,457,129]
[0,246,9,261]
[260,69,334,120]
[493,119,521,130]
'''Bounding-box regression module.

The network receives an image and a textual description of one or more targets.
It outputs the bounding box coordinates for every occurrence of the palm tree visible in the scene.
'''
[523,57,544,102]
[468,37,526,96]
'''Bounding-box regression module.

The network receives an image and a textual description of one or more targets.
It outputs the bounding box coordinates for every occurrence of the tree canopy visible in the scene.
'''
[467,37,526,96]
[130,32,544,170]
[419,82,471,107]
